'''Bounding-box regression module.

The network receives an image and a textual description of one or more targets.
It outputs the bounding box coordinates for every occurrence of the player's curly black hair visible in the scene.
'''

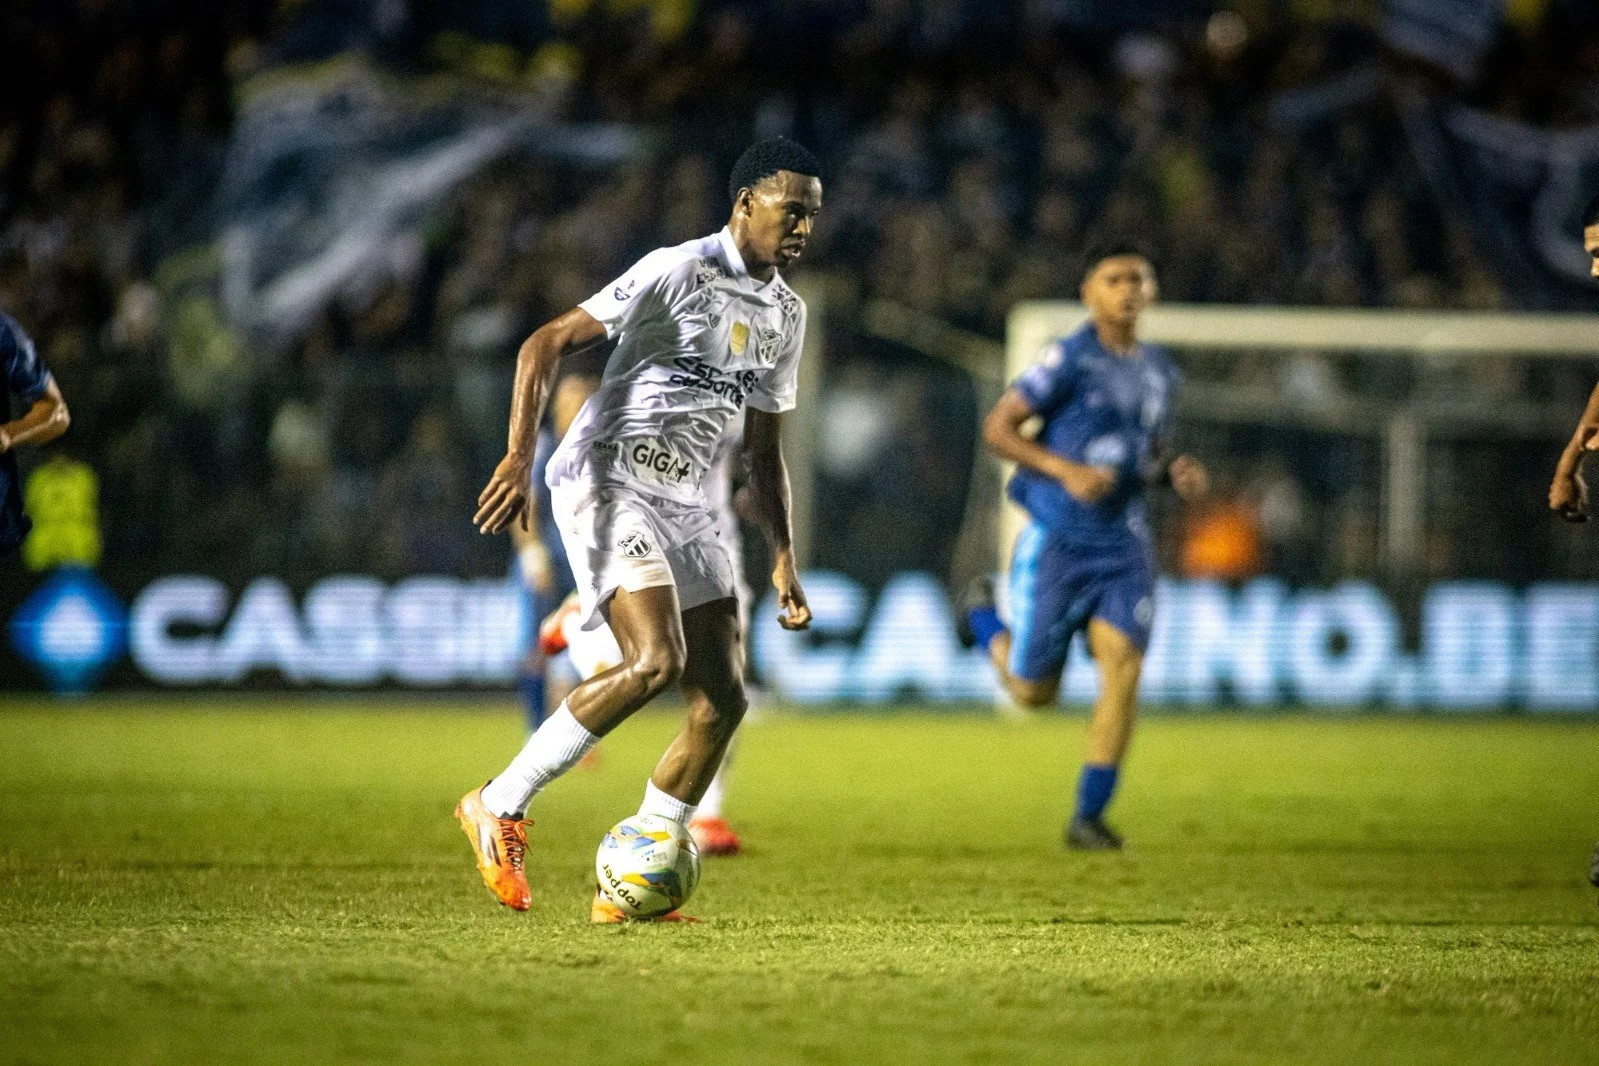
[727,138,822,203]
[1582,194,1599,230]
[1079,238,1156,282]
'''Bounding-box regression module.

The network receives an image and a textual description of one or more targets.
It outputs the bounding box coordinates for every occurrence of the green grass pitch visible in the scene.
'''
[2,700,1597,1064]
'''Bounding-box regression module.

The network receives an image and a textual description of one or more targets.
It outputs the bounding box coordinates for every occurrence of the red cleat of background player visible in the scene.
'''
[689,815,741,856]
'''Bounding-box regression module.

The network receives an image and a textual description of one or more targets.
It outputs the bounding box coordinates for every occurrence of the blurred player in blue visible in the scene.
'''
[1,310,71,557]
[508,359,602,731]
[1544,191,1599,891]
[963,243,1207,850]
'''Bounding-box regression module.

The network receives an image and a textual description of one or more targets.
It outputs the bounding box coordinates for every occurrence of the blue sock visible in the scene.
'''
[1074,763,1119,822]
[518,672,547,732]
[968,606,1006,650]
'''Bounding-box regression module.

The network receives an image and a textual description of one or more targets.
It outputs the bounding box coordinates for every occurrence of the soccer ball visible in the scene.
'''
[594,814,701,918]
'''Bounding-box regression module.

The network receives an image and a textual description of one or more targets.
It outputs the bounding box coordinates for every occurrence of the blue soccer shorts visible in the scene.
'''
[1005,522,1155,684]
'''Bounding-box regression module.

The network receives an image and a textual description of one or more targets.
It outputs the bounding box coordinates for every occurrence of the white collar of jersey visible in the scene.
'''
[713,227,780,292]
[714,227,749,278]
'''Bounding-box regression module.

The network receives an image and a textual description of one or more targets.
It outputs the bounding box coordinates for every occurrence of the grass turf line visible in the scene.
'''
[1,702,1596,1064]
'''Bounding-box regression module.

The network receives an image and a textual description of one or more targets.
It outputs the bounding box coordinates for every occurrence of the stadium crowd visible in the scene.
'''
[4,0,1599,587]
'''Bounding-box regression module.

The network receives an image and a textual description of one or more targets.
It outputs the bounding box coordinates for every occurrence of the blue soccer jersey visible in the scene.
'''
[1,312,52,553]
[1003,322,1179,678]
[1006,322,1179,561]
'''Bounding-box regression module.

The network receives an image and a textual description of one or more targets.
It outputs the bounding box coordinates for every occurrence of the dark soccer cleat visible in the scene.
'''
[1065,816,1124,851]
[955,574,997,649]
[1589,842,1599,888]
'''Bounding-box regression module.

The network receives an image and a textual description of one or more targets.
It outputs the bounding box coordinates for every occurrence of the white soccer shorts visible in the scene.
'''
[550,477,736,632]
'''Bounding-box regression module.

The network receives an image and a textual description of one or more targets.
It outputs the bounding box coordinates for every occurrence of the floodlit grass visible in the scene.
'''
[1,699,1597,1064]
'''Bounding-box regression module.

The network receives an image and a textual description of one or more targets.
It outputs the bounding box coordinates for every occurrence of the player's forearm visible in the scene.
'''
[982,422,1074,483]
[1556,416,1599,476]
[0,395,69,452]
[506,332,563,460]
[743,414,794,553]
[1577,380,1599,430]
[981,398,1076,483]
[747,450,794,553]
[1557,437,1587,478]
[1558,381,1599,475]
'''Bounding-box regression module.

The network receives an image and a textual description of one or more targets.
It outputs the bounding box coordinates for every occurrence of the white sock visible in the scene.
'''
[479,704,598,818]
[638,780,696,827]
[696,746,733,820]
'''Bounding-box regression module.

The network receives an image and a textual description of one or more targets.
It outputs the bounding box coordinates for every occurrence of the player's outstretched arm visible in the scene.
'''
[742,408,810,631]
[981,388,1115,503]
[1550,380,1599,522]
[0,377,69,453]
[475,309,607,535]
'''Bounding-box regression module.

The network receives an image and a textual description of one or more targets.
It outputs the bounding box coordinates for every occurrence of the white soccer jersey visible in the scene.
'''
[547,227,806,511]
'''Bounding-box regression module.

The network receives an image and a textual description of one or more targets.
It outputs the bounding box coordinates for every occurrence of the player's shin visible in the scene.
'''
[1084,618,1143,758]
[479,702,599,818]
[647,683,745,817]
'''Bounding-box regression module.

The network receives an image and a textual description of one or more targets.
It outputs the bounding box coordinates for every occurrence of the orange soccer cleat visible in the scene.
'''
[688,815,741,856]
[454,785,532,911]
[589,888,700,924]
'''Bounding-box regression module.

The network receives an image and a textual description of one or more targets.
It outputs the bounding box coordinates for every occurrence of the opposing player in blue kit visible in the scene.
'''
[0,310,71,557]
[964,244,1207,850]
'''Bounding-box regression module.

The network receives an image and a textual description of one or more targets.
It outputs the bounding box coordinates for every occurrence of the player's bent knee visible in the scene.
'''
[630,644,686,697]
[688,683,747,734]
[1007,678,1058,708]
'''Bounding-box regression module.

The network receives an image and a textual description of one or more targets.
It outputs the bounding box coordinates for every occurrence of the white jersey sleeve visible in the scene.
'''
[746,296,806,414]
[577,248,696,340]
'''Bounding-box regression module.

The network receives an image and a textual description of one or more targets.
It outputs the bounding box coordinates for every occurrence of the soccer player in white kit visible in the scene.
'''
[457,138,821,921]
